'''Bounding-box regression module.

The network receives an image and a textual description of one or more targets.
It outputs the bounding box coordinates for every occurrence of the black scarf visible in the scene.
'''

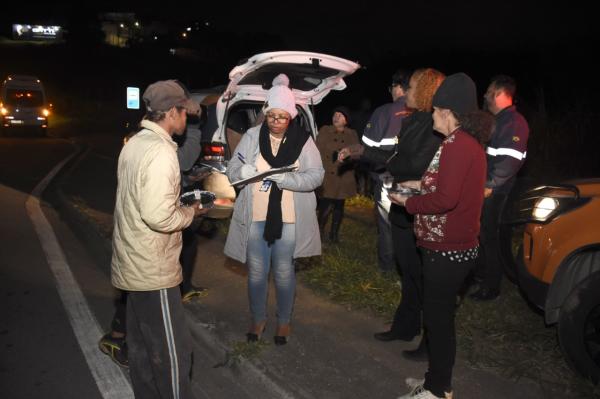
[259,119,310,245]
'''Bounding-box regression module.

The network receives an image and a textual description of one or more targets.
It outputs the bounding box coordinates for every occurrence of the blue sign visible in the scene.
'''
[126,87,140,109]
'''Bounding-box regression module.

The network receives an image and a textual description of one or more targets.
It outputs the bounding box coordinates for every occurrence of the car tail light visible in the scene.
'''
[202,143,226,162]
[213,198,234,206]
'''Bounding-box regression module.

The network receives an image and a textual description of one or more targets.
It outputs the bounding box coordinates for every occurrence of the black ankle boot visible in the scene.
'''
[402,334,428,362]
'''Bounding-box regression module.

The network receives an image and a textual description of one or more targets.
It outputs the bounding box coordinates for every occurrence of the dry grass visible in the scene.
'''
[300,201,599,398]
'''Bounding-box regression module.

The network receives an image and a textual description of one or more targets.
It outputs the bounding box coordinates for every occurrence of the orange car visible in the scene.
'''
[501,179,600,382]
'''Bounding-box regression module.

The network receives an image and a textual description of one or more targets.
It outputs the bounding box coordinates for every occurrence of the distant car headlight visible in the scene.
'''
[1,106,8,116]
[532,197,558,221]
[42,108,50,117]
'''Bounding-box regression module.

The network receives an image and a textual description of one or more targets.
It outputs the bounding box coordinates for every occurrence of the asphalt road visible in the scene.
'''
[0,134,116,398]
[0,128,553,399]
[0,130,278,399]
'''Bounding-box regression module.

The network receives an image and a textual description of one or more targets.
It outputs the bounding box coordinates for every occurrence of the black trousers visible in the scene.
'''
[317,198,345,228]
[111,290,128,335]
[374,181,396,273]
[422,249,475,397]
[475,192,508,293]
[180,221,200,293]
[390,223,423,335]
[127,287,195,399]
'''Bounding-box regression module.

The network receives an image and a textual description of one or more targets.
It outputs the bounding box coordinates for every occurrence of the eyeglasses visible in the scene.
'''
[266,113,290,123]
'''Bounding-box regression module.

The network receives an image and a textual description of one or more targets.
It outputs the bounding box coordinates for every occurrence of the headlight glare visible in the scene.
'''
[532,197,558,221]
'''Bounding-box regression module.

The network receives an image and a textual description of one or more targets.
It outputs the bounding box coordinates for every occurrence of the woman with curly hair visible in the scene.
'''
[390,73,494,399]
[338,68,446,348]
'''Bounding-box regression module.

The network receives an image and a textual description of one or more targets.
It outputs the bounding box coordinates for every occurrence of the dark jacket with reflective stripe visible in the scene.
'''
[362,111,442,227]
[361,97,411,176]
[486,105,529,194]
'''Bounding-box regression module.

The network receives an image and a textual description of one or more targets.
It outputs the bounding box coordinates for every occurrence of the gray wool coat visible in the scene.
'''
[224,125,325,263]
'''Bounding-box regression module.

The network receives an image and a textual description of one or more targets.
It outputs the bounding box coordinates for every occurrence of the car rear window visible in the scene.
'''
[238,63,340,91]
[5,89,44,107]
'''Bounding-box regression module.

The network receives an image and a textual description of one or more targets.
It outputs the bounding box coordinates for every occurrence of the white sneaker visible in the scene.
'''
[405,377,425,390]
[397,381,453,399]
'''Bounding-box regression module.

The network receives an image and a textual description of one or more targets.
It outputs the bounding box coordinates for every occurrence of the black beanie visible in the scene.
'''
[432,73,478,115]
[333,106,351,125]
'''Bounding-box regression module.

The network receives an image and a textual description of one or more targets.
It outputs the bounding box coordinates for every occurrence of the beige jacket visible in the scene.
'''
[111,120,195,291]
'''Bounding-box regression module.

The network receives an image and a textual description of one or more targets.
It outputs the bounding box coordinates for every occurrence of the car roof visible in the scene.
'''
[190,86,225,106]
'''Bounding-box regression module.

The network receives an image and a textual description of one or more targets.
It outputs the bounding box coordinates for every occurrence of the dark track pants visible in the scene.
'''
[127,287,195,399]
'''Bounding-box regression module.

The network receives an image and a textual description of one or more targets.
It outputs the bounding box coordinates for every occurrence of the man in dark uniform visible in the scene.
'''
[361,70,412,274]
[470,75,529,301]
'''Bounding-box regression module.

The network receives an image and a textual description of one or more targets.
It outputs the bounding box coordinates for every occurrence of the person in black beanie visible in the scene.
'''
[338,69,445,356]
[390,73,494,399]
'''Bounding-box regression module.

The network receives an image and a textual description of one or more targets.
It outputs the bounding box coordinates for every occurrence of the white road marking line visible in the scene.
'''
[25,150,133,399]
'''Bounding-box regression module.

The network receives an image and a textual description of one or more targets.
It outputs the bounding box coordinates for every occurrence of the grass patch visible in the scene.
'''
[456,285,598,397]
[300,203,599,398]
[345,194,375,208]
[215,340,271,368]
[300,206,400,320]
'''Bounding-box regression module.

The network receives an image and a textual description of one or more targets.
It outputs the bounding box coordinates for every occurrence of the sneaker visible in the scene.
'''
[397,382,452,399]
[98,333,128,368]
[182,287,208,303]
[405,378,425,390]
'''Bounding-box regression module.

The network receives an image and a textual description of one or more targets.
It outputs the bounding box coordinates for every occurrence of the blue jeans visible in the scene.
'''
[247,221,296,325]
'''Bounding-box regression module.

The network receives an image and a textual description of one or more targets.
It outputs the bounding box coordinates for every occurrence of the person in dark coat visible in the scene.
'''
[316,106,359,242]
[360,70,413,274]
[391,72,494,399]
[338,68,445,356]
[469,75,529,301]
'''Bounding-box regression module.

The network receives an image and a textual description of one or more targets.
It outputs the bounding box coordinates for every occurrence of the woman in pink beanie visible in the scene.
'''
[225,74,324,345]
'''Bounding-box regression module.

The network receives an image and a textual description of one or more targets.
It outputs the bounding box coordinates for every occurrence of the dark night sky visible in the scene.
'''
[2,2,599,178]
[2,2,598,108]
[131,2,597,58]
[3,2,597,50]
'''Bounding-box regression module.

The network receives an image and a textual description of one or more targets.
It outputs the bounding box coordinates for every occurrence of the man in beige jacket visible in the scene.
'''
[111,79,207,399]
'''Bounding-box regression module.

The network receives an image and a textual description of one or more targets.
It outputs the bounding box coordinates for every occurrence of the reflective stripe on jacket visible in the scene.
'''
[486,105,529,193]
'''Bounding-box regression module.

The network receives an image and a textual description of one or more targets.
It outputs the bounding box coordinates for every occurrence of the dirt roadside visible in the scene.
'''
[50,146,553,398]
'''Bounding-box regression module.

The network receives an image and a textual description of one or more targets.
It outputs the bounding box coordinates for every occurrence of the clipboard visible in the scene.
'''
[230,165,298,187]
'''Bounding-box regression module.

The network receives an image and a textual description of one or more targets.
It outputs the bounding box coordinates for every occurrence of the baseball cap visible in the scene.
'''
[142,80,200,115]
